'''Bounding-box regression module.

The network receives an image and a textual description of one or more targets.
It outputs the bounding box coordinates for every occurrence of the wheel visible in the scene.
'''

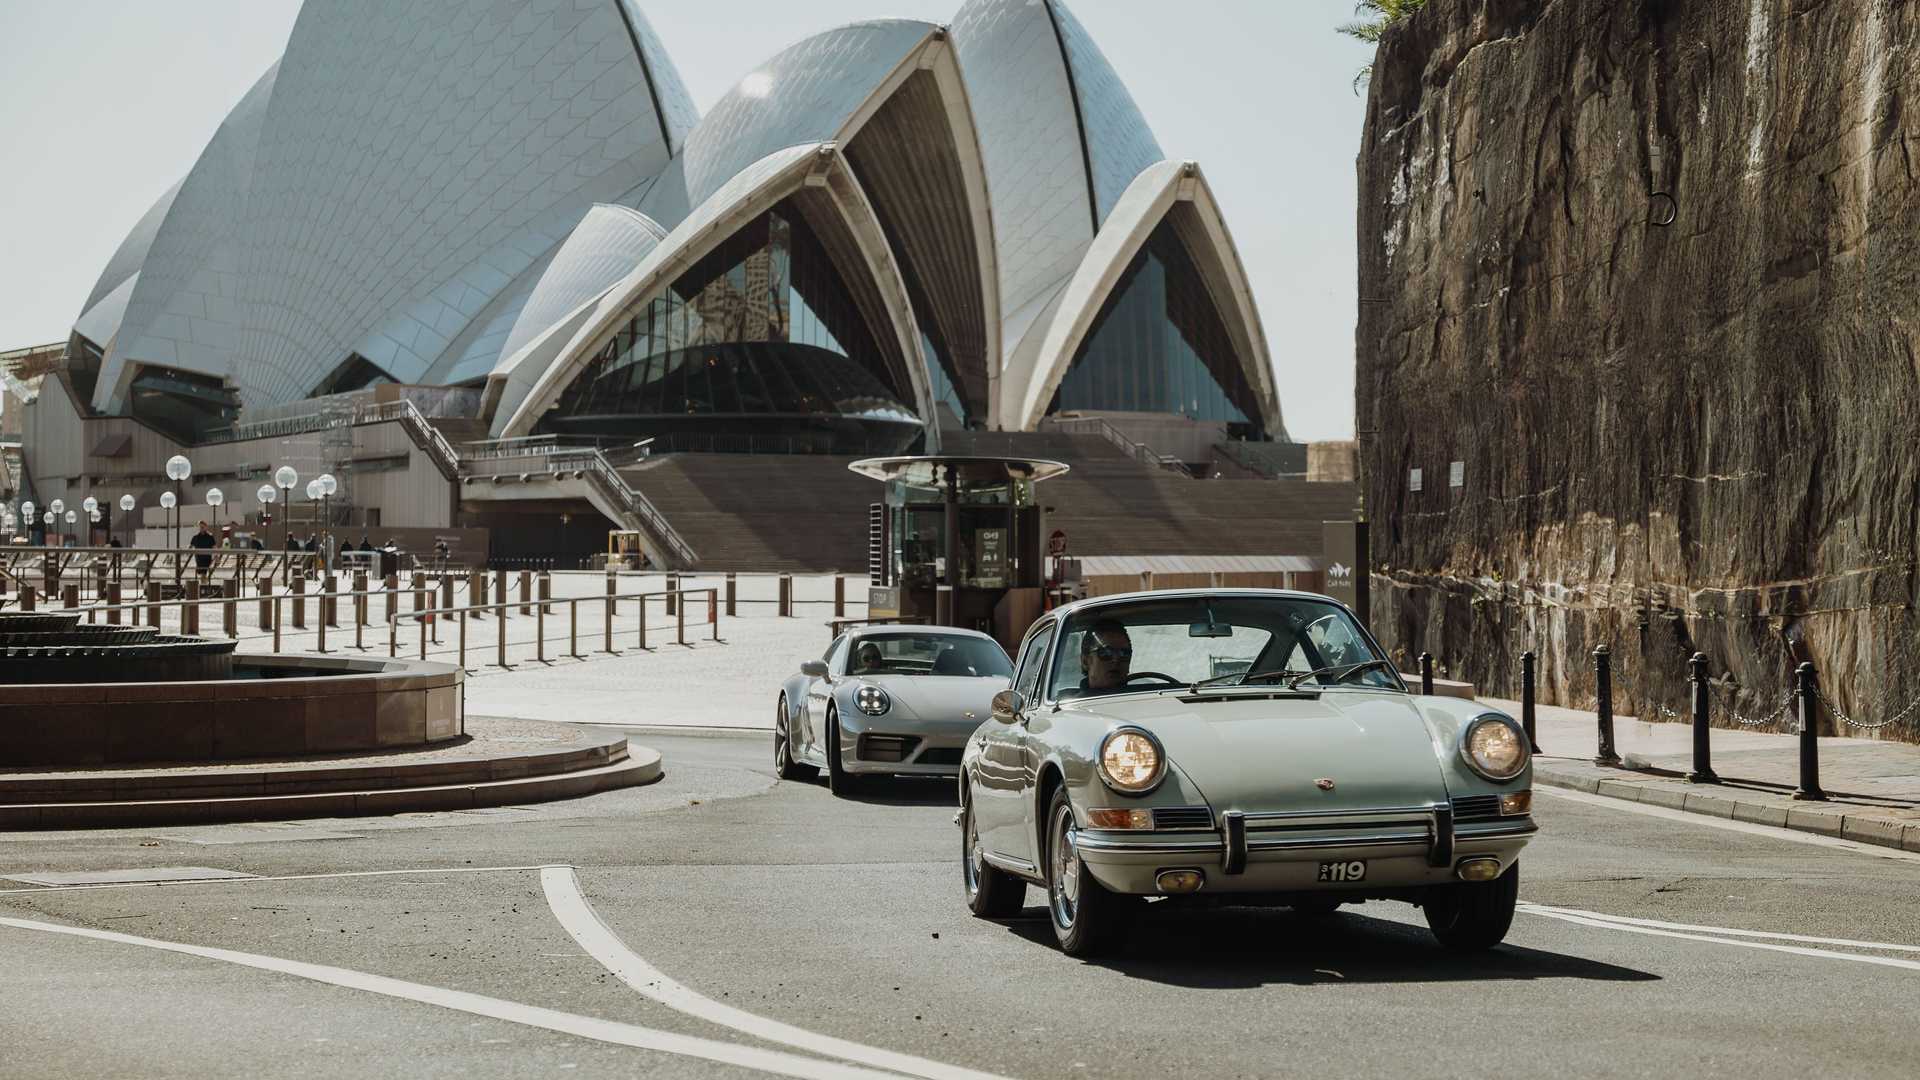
[1423,861,1520,950]
[825,707,864,797]
[1043,787,1130,956]
[1290,898,1344,919]
[774,696,816,782]
[961,787,1025,918]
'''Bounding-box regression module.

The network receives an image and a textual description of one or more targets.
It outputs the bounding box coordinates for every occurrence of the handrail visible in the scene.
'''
[388,586,722,664]
[1047,416,1191,475]
[545,447,697,566]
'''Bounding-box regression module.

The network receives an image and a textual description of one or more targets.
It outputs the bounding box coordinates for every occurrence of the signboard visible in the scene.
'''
[868,586,899,617]
[1048,529,1068,556]
[1408,468,1423,493]
[1449,460,1464,489]
[974,528,1007,588]
[1321,520,1370,630]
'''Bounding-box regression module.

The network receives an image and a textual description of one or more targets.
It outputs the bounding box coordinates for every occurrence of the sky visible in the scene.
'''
[0,0,1376,441]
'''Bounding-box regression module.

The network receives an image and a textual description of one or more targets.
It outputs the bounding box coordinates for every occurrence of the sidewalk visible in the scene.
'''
[1484,696,1920,853]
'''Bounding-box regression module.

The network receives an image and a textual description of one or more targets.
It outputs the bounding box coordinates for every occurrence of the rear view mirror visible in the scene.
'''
[800,660,830,679]
[991,689,1026,724]
[1189,622,1233,638]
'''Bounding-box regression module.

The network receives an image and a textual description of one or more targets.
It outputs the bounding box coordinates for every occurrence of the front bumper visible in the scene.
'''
[839,716,979,777]
[1073,802,1536,894]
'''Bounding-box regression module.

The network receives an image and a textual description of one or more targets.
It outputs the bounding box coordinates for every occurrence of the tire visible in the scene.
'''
[825,707,864,797]
[1423,860,1520,950]
[1043,787,1129,956]
[961,787,1025,918]
[774,696,817,782]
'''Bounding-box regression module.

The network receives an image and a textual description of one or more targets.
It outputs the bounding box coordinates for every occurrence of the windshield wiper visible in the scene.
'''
[1190,668,1312,690]
[1285,659,1400,690]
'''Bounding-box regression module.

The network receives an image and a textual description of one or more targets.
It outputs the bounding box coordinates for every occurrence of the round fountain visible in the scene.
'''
[0,611,463,767]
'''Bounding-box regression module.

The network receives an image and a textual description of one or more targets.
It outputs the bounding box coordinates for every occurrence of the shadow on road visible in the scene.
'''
[999,904,1659,987]
[832,778,958,808]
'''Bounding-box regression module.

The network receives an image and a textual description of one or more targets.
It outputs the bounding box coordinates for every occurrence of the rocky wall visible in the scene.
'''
[1356,0,1920,737]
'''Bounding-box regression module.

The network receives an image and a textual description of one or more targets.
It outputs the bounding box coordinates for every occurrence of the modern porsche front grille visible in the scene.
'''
[858,734,919,762]
[918,747,963,766]
[1152,806,1214,830]
[1451,794,1503,821]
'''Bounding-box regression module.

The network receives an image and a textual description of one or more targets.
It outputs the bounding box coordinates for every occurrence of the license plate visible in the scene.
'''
[1316,860,1367,883]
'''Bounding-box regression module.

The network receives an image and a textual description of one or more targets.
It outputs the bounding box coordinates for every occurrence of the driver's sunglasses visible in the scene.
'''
[1091,645,1133,662]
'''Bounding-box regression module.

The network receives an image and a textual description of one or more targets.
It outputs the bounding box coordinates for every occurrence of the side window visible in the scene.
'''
[1013,625,1056,701]
[825,635,849,674]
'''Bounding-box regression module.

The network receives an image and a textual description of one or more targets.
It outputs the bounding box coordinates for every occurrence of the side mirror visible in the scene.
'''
[991,689,1026,724]
[800,660,830,679]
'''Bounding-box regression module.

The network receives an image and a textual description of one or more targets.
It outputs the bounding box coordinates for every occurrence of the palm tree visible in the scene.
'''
[1338,0,1428,91]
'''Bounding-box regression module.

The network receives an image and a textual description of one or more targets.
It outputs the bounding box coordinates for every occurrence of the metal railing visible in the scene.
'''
[388,585,722,669]
[1046,416,1192,476]
[553,447,696,566]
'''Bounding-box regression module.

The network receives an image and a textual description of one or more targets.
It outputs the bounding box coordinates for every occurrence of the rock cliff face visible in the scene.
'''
[1357,0,1920,737]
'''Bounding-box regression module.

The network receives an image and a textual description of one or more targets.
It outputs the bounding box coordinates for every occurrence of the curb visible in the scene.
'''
[1532,760,1920,854]
[0,745,663,830]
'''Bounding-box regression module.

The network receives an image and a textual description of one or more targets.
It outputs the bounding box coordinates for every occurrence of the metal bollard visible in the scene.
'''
[538,573,552,614]
[274,594,283,652]
[258,578,275,630]
[1520,650,1540,753]
[677,590,686,646]
[384,574,397,625]
[710,588,719,642]
[606,568,618,617]
[779,574,793,617]
[146,582,161,628]
[224,588,238,639]
[354,571,368,628]
[1687,653,1718,784]
[292,577,306,630]
[537,596,546,663]
[726,572,737,616]
[496,603,508,667]
[835,575,846,618]
[1594,644,1621,766]
[459,610,468,670]
[445,573,458,617]
[1418,652,1434,695]
[108,582,123,626]
[569,601,580,658]
[494,570,507,614]
[603,593,614,653]
[1793,662,1826,801]
[316,588,329,653]
[639,595,648,650]
[183,579,200,636]
[63,583,79,610]
[324,575,339,627]
[19,585,33,612]
[519,569,531,616]
[666,573,679,616]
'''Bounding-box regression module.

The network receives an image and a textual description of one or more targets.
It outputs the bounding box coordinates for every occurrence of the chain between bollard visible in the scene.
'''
[1816,687,1920,732]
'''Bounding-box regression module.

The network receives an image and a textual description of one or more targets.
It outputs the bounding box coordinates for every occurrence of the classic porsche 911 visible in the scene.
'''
[957,589,1535,956]
[777,627,1013,795]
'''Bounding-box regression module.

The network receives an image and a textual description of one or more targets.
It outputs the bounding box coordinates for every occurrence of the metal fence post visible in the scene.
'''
[292,576,306,630]
[63,583,80,610]
[316,588,329,653]
[1793,662,1826,801]
[384,574,397,625]
[1594,644,1620,766]
[1418,652,1434,695]
[107,582,122,626]
[638,595,648,650]
[677,587,686,646]
[779,574,793,617]
[538,572,552,614]
[494,570,507,614]
[274,594,283,652]
[182,579,200,636]
[459,609,468,670]
[324,575,339,628]
[710,587,719,642]
[666,573,679,616]
[19,585,33,612]
[496,602,508,668]
[1686,653,1717,783]
[519,569,531,616]
[603,592,614,653]
[606,568,618,616]
[569,600,580,659]
[726,572,737,616]
[834,575,845,618]
[146,582,161,628]
[1520,650,1539,753]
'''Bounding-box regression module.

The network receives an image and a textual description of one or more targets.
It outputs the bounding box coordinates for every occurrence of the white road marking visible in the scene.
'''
[0,864,566,896]
[540,866,1015,1080]
[0,914,909,1080]
[1520,903,1920,954]
[1534,785,1920,863]
[1517,906,1920,972]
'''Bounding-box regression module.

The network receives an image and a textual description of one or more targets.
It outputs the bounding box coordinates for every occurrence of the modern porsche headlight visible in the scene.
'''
[1098,728,1164,794]
[855,686,890,716]
[1460,714,1528,781]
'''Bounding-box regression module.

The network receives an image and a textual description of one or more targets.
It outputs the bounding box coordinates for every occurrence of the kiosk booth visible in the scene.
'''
[850,456,1069,653]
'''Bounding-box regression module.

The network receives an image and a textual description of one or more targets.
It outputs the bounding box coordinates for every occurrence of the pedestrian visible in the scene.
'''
[433,538,449,569]
[189,521,216,579]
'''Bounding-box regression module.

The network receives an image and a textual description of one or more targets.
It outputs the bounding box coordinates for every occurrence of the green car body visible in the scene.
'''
[958,589,1535,955]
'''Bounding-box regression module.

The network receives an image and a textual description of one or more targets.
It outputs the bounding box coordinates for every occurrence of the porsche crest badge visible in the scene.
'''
[1314,778,1336,791]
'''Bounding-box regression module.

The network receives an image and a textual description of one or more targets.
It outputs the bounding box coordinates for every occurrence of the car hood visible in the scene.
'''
[1066,690,1449,813]
[850,674,1008,721]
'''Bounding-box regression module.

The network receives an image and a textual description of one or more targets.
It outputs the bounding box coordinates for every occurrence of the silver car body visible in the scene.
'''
[962,589,1535,897]
[781,627,1012,777]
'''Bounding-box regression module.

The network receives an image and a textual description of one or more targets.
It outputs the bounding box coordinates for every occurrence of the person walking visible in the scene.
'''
[189,521,216,580]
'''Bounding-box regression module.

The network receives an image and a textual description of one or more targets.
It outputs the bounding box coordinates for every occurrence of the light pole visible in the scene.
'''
[256,484,276,549]
[164,455,192,548]
[316,473,337,569]
[274,466,298,551]
[82,497,98,545]
[206,487,224,538]
[20,500,34,545]
[63,510,76,547]
[49,499,65,547]
[119,494,135,546]
[42,511,54,546]
[160,491,177,550]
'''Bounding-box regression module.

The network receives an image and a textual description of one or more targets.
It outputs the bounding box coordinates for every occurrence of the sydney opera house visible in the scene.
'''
[11,0,1327,568]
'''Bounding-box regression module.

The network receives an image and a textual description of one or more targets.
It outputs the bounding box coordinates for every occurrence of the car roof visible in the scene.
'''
[1046,587,1350,623]
[850,625,998,643]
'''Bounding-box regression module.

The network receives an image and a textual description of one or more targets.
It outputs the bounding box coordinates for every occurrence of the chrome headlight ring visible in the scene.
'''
[854,685,890,716]
[1457,713,1529,782]
[1097,725,1167,796]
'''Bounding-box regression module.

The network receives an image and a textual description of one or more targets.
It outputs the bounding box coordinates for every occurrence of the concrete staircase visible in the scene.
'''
[620,455,876,572]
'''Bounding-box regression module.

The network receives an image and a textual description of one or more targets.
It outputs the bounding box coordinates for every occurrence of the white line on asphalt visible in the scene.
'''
[0,864,568,896]
[1516,907,1920,972]
[1518,904,1920,953]
[0,914,910,1080]
[540,866,1015,1080]
[1534,785,1920,863]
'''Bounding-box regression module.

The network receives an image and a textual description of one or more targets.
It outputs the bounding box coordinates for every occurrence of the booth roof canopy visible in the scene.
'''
[846,456,1072,487]
[1073,554,1322,576]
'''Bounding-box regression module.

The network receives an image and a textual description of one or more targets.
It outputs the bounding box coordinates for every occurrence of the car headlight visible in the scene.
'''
[1098,727,1164,794]
[1459,714,1528,781]
[855,686,890,716]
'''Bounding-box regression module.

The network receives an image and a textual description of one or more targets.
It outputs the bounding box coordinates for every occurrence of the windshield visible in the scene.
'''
[848,633,1013,679]
[1048,595,1399,699]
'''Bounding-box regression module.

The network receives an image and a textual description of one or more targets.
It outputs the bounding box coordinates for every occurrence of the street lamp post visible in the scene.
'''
[256,484,276,549]
[63,510,76,548]
[165,455,193,549]
[316,473,337,569]
[206,487,224,538]
[119,494,135,545]
[42,511,54,546]
[274,466,298,552]
[49,499,65,548]
[20,501,34,545]
[82,497,98,545]
[159,491,177,552]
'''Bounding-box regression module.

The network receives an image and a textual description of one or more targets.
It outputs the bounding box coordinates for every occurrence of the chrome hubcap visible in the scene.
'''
[963,805,980,896]
[1049,803,1079,927]
[774,702,787,767]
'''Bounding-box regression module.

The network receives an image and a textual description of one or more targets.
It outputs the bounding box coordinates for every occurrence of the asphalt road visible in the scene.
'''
[4,729,1918,1080]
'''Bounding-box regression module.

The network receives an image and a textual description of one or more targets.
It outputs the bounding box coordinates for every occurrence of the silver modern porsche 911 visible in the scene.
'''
[776,626,1013,795]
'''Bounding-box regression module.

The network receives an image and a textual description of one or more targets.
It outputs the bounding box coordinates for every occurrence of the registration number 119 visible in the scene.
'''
[1316,860,1367,883]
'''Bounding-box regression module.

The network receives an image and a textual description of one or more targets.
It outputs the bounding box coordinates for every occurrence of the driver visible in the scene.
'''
[1078,620,1133,694]
[852,642,883,674]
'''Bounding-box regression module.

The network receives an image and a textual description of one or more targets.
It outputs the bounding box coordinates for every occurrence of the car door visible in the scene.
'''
[802,635,848,760]
[978,621,1054,866]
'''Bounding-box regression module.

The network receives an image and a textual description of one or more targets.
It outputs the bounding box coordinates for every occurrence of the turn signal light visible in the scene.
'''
[1086,808,1154,830]
[1455,858,1502,882]
[1156,870,1204,894]
[1500,791,1532,816]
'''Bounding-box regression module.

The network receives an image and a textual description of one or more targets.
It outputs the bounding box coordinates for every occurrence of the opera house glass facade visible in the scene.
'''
[63,0,1288,458]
